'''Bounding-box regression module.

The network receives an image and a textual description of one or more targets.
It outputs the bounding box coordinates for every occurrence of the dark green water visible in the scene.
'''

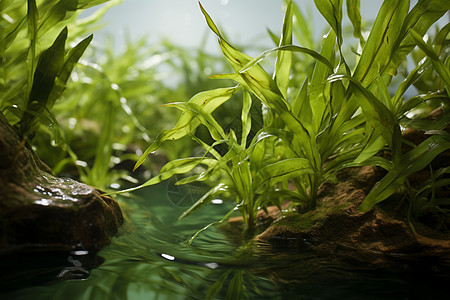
[2,182,450,299]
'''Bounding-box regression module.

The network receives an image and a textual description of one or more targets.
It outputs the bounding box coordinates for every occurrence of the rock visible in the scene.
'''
[0,111,123,255]
[257,166,450,265]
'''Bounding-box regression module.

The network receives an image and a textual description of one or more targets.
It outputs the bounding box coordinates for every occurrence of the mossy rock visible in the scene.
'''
[257,166,450,264]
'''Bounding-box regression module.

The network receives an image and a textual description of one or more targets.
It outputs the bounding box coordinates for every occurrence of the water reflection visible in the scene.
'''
[3,184,450,299]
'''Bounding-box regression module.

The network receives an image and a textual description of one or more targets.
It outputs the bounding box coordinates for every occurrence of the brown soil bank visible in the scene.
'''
[257,166,450,265]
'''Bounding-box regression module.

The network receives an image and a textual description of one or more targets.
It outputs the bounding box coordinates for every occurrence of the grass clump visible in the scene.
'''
[131,0,449,239]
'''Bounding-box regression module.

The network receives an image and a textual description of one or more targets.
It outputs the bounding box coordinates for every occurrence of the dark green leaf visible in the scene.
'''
[48,34,93,107]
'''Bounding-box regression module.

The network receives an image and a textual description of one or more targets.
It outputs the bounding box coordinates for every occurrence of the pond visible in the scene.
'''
[2,182,450,300]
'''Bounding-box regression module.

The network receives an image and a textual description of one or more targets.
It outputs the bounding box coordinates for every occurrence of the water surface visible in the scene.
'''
[3,183,450,299]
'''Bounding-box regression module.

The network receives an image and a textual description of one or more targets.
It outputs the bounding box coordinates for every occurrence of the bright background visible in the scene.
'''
[90,0,388,53]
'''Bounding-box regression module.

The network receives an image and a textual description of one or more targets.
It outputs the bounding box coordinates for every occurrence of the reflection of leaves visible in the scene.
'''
[166,175,209,208]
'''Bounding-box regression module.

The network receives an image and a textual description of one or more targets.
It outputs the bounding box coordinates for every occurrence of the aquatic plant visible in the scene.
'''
[132,0,449,236]
[0,0,118,136]
[34,35,242,190]
[2,0,238,191]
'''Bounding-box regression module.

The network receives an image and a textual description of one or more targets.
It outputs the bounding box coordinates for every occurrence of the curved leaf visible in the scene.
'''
[134,87,239,170]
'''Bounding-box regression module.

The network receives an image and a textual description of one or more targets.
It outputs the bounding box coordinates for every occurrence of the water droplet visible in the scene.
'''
[34,199,53,206]
[204,262,219,269]
[161,253,175,261]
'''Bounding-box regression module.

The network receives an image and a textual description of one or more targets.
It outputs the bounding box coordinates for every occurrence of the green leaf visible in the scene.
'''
[327,74,395,144]
[384,0,450,76]
[291,77,311,122]
[164,101,227,141]
[241,45,333,75]
[39,0,77,34]
[241,89,252,147]
[254,158,314,191]
[48,34,93,107]
[26,0,38,98]
[134,87,239,170]
[391,55,432,116]
[354,127,386,164]
[360,134,450,211]
[353,0,409,87]
[309,29,336,133]
[20,26,68,137]
[314,0,343,46]
[28,27,67,107]
[410,29,450,93]
[128,157,218,195]
[346,0,364,46]
[255,189,308,209]
[273,0,293,99]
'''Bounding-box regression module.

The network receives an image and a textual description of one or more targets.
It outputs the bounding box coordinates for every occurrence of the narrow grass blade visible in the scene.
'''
[21,27,68,136]
[391,56,432,116]
[291,77,311,122]
[187,205,236,245]
[141,157,219,193]
[309,29,336,133]
[255,189,308,209]
[327,74,395,144]
[354,126,386,164]
[240,45,333,75]
[39,0,77,34]
[164,101,227,141]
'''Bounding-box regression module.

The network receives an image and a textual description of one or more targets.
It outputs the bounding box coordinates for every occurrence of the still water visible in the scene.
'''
[2,182,450,299]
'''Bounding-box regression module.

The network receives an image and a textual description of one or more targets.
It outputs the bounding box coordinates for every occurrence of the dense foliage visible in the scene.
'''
[1,0,449,239]
[131,0,450,236]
